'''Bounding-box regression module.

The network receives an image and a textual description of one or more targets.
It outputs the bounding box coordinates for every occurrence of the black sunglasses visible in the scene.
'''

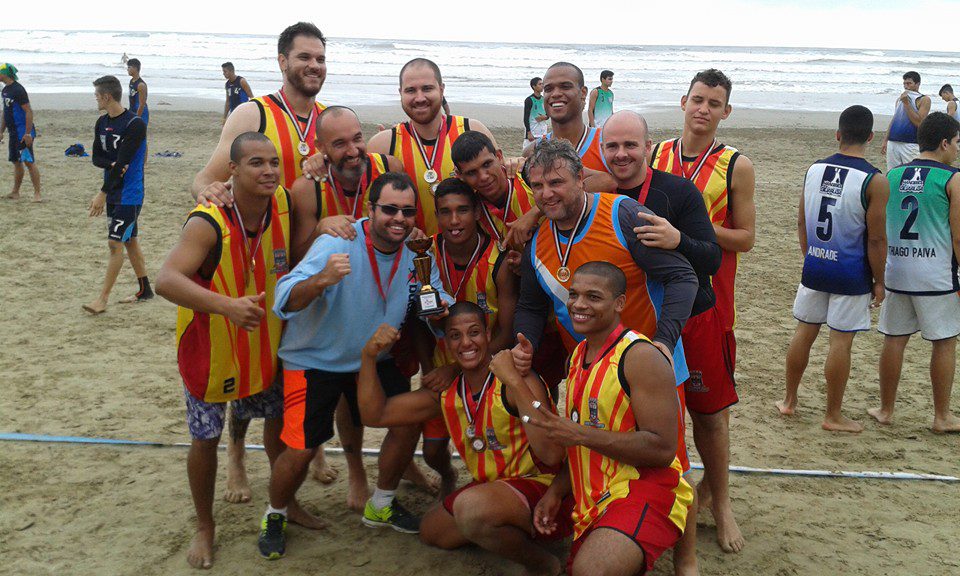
[375,203,417,218]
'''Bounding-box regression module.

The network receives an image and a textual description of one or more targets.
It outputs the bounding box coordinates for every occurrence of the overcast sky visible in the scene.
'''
[16,0,958,52]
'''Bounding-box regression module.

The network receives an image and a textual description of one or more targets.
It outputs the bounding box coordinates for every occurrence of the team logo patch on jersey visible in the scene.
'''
[477,293,491,313]
[485,427,505,451]
[272,249,289,274]
[900,167,928,194]
[687,370,710,393]
[586,398,605,429]
[819,167,847,197]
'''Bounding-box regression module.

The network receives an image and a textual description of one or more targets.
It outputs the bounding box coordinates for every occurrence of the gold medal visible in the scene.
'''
[557,266,571,283]
[298,141,309,156]
[424,169,438,183]
[471,437,486,452]
[551,194,590,285]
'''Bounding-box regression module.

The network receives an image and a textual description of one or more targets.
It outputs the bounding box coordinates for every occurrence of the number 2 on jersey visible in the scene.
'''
[899,195,919,240]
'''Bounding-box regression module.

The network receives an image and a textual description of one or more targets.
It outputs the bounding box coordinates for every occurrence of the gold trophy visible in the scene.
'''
[406,237,444,317]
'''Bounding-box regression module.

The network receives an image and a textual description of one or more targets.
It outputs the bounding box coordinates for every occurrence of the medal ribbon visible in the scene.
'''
[231,202,268,287]
[569,324,626,421]
[673,138,717,181]
[410,116,447,180]
[439,235,485,300]
[551,193,590,276]
[635,167,653,205]
[575,126,589,156]
[479,171,515,245]
[276,89,318,154]
[363,220,404,304]
[327,158,370,217]
[459,371,495,428]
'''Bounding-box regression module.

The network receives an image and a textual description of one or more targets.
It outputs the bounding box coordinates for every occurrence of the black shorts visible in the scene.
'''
[107,204,141,242]
[280,359,411,450]
[7,136,33,163]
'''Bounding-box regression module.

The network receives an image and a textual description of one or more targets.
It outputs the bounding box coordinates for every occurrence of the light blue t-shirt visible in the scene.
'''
[274,219,453,372]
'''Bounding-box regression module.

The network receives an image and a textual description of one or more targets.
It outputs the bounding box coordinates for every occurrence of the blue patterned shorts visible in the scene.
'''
[183,381,284,440]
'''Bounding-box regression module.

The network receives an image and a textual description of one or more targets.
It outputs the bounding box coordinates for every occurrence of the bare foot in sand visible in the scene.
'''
[713,502,745,553]
[347,473,371,512]
[403,462,439,496]
[775,398,797,416]
[4,192,19,200]
[822,415,864,433]
[31,194,42,203]
[309,451,339,484]
[932,414,960,434]
[288,498,327,529]
[224,459,252,503]
[82,299,108,315]
[867,407,893,425]
[186,526,214,569]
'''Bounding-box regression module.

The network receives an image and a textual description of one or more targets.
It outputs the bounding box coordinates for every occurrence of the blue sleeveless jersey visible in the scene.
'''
[888,93,922,144]
[129,77,149,123]
[226,76,250,112]
[801,154,879,295]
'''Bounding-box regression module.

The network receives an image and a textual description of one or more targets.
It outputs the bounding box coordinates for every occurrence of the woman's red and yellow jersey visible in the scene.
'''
[543,127,610,174]
[530,193,656,352]
[254,94,326,189]
[439,373,552,486]
[176,186,291,403]
[652,139,741,330]
[431,234,503,366]
[478,172,537,244]
[565,329,693,539]
[390,115,469,236]
[313,153,389,220]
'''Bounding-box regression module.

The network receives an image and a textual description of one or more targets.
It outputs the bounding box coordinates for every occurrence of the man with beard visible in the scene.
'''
[189,21,339,511]
[259,173,453,559]
[367,58,501,237]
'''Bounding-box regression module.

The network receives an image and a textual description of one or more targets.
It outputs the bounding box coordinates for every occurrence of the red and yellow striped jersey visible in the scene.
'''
[652,139,740,330]
[478,172,537,245]
[390,115,469,236]
[431,234,503,366]
[254,94,326,189]
[176,186,291,403]
[440,373,552,485]
[565,329,692,538]
[313,153,390,220]
[531,193,657,352]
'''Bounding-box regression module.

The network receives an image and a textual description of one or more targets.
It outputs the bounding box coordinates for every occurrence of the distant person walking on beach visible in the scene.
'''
[779,105,888,433]
[127,58,149,124]
[588,70,614,128]
[870,112,960,434]
[881,71,930,171]
[522,76,548,151]
[938,84,960,122]
[1,63,41,201]
[222,62,253,124]
[84,75,152,314]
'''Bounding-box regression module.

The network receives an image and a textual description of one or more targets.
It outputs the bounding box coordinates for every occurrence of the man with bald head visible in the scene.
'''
[602,110,721,575]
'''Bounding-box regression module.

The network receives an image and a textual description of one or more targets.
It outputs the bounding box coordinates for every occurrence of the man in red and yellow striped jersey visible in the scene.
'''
[190,22,341,491]
[523,263,693,576]
[156,133,320,569]
[356,303,571,576]
[418,179,520,494]
[289,106,403,262]
[367,58,502,236]
[651,69,756,555]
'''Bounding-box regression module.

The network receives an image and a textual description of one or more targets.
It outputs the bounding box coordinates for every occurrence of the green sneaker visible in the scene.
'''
[258,512,287,560]
[361,497,420,533]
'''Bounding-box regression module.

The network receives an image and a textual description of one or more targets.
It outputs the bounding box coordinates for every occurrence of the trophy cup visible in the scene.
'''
[405,237,444,317]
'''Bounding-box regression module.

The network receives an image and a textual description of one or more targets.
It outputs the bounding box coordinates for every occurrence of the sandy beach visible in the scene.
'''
[0,96,957,576]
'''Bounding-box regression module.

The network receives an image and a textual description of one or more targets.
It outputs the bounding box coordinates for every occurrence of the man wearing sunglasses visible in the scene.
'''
[258,171,454,559]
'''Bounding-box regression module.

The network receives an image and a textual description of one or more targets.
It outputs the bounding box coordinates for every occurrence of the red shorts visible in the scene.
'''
[443,478,574,541]
[567,489,683,574]
[681,307,738,415]
[422,416,449,441]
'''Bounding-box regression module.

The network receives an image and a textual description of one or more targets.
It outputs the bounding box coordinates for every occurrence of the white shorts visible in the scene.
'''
[793,284,871,332]
[878,290,960,341]
[886,141,919,171]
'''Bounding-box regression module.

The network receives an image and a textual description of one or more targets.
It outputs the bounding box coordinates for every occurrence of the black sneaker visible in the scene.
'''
[258,512,287,559]
[361,497,421,534]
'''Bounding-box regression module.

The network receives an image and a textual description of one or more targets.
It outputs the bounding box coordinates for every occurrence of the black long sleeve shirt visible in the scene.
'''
[92,110,147,200]
[515,196,698,352]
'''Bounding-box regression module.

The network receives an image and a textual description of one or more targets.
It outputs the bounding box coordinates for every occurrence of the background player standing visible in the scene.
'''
[222,62,254,124]
[588,70,614,129]
[1,63,41,201]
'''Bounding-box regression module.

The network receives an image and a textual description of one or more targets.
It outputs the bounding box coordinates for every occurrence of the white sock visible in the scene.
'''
[371,488,394,509]
[265,505,287,518]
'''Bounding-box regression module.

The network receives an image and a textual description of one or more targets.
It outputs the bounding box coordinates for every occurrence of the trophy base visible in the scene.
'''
[416,290,444,318]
